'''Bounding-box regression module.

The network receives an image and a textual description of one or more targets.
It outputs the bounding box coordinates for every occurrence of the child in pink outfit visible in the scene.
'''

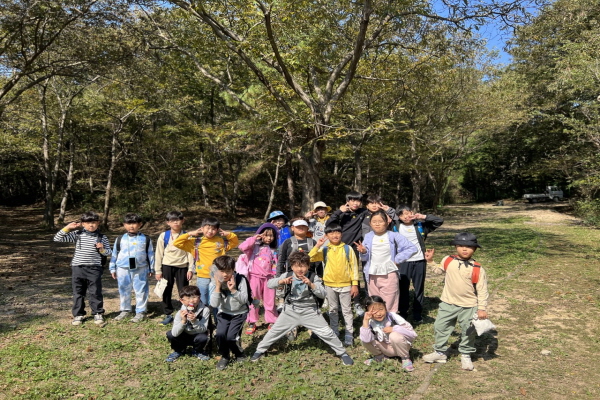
[238,223,279,334]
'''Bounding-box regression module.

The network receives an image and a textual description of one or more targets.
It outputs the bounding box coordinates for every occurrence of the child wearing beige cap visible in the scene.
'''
[305,201,331,242]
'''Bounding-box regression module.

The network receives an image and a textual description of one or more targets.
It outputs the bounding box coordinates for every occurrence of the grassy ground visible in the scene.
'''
[0,202,598,399]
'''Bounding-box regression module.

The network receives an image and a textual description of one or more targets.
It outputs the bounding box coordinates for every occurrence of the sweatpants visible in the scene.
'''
[255,304,346,356]
[166,330,209,354]
[162,265,189,315]
[325,286,353,335]
[367,272,399,313]
[362,332,411,359]
[215,312,247,360]
[399,259,426,320]
[247,274,278,324]
[116,267,149,314]
[433,302,477,354]
[72,264,104,317]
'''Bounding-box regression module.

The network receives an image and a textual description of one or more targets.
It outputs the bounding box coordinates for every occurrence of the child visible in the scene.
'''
[165,285,212,362]
[155,211,195,325]
[238,223,279,334]
[53,211,111,326]
[356,210,417,313]
[308,223,359,346]
[209,256,250,370]
[173,217,239,307]
[397,205,444,322]
[304,201,331,242]
[276,218,316,276]
[266,210,292,247]
[422,232,489,371]
[360,296,416,371]
[362,194,400,237]
[109,213,155,323]
[326,191,369,315]
[250,251,354,366]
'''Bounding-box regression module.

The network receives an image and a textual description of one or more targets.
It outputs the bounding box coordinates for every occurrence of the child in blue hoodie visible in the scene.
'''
[266,210,291,247]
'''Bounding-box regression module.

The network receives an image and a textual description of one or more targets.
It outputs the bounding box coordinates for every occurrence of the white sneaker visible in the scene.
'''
[354,303,365,317]
[93,314,105,325]
[114,311,131,321]
[461,354,474,370]
[422,351,447,363]
[130,313,146,323]
[72,316,85,326]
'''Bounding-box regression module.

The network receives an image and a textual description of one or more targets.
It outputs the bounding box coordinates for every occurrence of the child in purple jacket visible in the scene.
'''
[360,295,417,371]
[238,223,279,334]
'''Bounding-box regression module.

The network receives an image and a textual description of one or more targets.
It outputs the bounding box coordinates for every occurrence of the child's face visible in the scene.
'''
[455,245,476,260]
[180,295,200,308]
[216,268,235,282]
[291,262,309,278]
[347,199,362,211]
[326,230,342,245]
[366,202,381,212]
[260,229,275,245]
[124,222,142,234]
[368,303,387,322]
[315,207,328,218]
[399,210,414,225]
[202,224,218,238]
[167,219,184,232]
[370,214,388,234]
[82,221,99,232]
[271,218,286,229]
[292,225,308,238]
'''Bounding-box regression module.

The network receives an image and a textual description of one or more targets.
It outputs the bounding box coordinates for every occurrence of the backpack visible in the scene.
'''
[163,229,186,248]
[290,237,314,253]
[75,231,108,267]
[442,255,481,294]
[221,273,256,307]
[115,234,152,266]
[282,271,323,307]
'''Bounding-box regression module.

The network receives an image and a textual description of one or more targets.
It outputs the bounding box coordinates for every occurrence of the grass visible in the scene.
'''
[1,203,599,399]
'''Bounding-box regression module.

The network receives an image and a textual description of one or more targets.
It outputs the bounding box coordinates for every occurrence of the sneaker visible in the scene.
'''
[267,323,274,330]
[93,314,104,325]
[245,323,256,335]
[216,357,230,370]
[72,316,85,326]
[402,359,415,372]
[354,303,365,317]
[364,354,387,365]
[250,352,264,362]
[286,327,298,342]
[130,313,146,323]
[461,354,474,371]
[422,351,447,364]
[197,353,210,361]
[234,356,248,363]
[160,314,174,325]
[114,311,131,321]
[340,353,354,366]
[344,334,353,347]
[165,351,183,362]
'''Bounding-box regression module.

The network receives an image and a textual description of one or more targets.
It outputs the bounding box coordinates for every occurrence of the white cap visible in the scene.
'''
[292,219,309,227]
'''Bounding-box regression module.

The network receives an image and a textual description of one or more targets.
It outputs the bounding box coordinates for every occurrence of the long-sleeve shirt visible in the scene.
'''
[154,231,194,275]
[308,242,359,287]
[109,233,155,273]
[53,229,111,266]
[359,312,417,344]
[267,272,326,310]
[435,256,489,310]
[170,303,211,337]
[238,236,278,278]
[276,237,314,276]
[326,207,368,248]
[173,232,239,279]
[209,273,249,315]
[360,231,417,283]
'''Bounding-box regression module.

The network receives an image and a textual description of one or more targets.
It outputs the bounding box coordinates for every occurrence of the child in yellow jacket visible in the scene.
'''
[173,217,238,306]
[309,222,359,347]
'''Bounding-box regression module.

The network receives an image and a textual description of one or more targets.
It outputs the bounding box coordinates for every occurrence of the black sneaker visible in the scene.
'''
[216,357,230,370]
[340,353,354,366]
[250,352,264,362]
[234,356,248,364]
[160,314,174,325]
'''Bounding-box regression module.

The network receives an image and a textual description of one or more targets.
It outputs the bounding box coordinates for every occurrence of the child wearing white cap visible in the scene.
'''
[304,201,331,242]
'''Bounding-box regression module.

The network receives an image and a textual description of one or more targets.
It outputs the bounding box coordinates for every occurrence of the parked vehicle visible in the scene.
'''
[523,186,564,203]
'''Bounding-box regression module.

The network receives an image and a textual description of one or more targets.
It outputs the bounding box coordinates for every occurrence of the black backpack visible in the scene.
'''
[282,271,323,308]
[221,273,256,308]
[115,234,152,266]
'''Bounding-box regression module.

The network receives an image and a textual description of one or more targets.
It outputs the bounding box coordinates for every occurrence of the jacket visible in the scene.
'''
[360,231,417,283]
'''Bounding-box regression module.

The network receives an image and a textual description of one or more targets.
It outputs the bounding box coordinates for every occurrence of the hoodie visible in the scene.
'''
[238,223,279,278]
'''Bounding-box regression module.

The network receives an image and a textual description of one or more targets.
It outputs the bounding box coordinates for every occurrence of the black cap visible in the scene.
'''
[449,232,482,248]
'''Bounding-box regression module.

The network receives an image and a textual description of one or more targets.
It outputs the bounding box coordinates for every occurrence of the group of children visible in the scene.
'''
[54,192,490,372]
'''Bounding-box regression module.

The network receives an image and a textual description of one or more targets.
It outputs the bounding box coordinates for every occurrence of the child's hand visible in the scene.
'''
[279,276,293,285]
[354,241,367,254]
[477,310,488,320]
[315,237,327,248]
[65,221,80,230]
[227,275,237,292]
[350,285,359,298]
[304,211,314,219]
[254,233,263,240]
[383,326,393,334]
[425,248,435,263]
[379,202,390,211]
[339,203,350,212]
[179,310,188,323]
[219,229,229,237]
[363,311,372,327]
[186,271,193,281]
[413,213,426,220]
[111,272,117,279]
[95,242,104,250]
[299,275,313,289]
[190,228,202,237]
[155,273,162,281]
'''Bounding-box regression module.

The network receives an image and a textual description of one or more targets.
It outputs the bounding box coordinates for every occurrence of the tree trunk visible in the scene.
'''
[410,135,422,212]
[216,157,232,216]
[297,136,325,214]
[102,127,119,229]
[264,139,285,220]
[285,143,295,217]
[58,141,75,224]
[354,146,362,193]
[199,143,209,207]
[41,84,55,229]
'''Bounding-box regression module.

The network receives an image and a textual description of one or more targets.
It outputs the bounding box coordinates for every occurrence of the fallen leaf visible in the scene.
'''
[520,387,527,396]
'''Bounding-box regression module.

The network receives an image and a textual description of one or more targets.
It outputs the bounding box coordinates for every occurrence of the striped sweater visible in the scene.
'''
[54,229,112,266]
